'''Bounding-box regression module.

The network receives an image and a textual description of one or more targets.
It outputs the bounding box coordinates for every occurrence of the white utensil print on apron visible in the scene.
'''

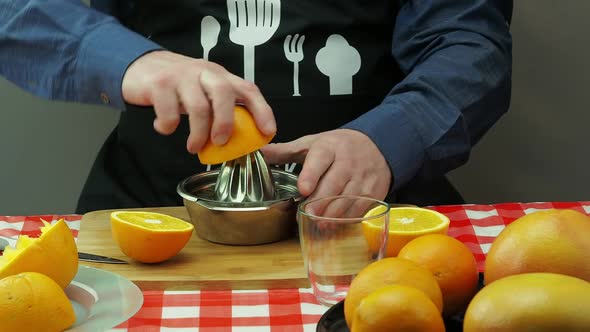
[227,0,281,82]
[201,16,220,171]
[201,16,221,60]
[283,34,305,96]
[315,34,361,95]
[284,162,297,173]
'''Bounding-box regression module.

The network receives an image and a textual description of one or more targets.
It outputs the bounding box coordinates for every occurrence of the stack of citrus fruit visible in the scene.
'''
[197,105,275,165]
[347,207,590,331]
[362,206,479,318]
[345,206,479,331]
[110,211,195,263]
[0,219,78,331]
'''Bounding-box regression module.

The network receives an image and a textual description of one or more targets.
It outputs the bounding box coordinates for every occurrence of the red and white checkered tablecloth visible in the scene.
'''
[1,201,589,331]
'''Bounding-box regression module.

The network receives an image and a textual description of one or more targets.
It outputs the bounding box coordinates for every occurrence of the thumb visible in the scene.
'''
[260,136,313,165]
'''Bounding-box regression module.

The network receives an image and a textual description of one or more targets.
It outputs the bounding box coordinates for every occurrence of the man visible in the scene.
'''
[0,0,513,213]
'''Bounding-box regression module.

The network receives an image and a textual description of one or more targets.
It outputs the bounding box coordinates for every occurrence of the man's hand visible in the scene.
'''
[260,129,392,203]
[121,50,276,153]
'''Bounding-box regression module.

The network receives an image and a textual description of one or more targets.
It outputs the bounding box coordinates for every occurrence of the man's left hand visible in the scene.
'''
[260,129,392,201]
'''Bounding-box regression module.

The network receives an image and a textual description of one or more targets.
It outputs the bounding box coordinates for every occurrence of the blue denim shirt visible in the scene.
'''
[0,0,512,191]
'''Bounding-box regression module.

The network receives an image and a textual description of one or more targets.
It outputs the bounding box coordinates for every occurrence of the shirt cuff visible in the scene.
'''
[76,20,163,110]
[341,101,424,192]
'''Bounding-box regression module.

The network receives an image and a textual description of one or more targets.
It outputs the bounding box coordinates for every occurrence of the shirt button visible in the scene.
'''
[100,92,110,105]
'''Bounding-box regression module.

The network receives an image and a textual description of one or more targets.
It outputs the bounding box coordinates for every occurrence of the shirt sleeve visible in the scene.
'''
[0,0,163,110]
[342,0,513,191]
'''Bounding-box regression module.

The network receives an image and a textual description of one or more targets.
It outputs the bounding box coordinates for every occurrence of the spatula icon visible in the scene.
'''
[227,0,281,82]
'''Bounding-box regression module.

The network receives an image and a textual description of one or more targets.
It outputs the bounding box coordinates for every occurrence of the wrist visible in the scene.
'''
[77,21,163,109]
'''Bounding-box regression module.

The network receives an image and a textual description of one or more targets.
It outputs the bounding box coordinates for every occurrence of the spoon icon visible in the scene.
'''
[200,15,220,172]
[201,16,221,60]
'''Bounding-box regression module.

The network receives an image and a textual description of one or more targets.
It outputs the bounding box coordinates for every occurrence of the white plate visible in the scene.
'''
[65,265,143,331]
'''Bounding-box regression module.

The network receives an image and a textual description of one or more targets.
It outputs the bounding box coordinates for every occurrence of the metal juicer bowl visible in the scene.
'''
[176,168,303,245]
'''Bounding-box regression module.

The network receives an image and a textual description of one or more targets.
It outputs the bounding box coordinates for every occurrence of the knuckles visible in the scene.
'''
[208,79,233,93]
[240,80,261,94]
[183,99,210,116]
[151,70,178,89]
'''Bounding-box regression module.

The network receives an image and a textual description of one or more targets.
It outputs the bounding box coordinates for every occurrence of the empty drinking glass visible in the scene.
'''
[297,195,390,306]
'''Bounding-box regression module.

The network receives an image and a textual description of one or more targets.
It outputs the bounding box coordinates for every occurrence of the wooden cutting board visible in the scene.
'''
[76,207,309,291]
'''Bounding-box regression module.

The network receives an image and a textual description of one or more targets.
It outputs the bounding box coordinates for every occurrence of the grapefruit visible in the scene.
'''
[484,209,590,285]
[464,272,590,331]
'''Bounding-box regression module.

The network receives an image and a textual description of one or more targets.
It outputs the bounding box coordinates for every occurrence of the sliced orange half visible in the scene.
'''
[362,207,450,257]
[110,211,195,263]
[0,219,78,289]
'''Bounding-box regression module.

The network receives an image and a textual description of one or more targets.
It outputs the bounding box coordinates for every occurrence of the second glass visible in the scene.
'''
[297,195,390,306]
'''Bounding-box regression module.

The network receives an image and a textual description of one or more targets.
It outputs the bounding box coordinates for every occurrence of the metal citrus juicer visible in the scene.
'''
[213,150,276,203]
[176,149,302,245]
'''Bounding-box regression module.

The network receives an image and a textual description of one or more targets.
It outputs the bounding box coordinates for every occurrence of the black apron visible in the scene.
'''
[76,0,464,214]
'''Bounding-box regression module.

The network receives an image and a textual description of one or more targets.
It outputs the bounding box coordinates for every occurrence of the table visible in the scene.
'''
[2,201,589,331]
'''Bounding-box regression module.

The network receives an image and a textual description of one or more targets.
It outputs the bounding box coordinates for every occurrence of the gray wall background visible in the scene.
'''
[0,1,588,215]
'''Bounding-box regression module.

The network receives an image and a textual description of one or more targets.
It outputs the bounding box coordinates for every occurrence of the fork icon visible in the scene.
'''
[283,34,305,96]
[227,0,281,83]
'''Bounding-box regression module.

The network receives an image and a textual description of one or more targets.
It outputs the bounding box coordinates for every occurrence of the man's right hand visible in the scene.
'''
[121,50,276,154]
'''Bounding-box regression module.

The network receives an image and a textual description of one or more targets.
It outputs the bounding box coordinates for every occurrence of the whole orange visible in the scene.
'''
[464,272,590,332]
[197,105,275,165]
[343,257,443,329]
[0,272,76,332]
[398,234,479,317]
[351,284,445,332]
[484,209,590,285]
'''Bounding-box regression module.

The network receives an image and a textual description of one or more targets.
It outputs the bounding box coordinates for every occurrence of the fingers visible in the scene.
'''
[177,77,211,153]
[200,69,275,146]
[312,167,384,217]
[199,70,237,146]
[259,135,314,165]
[150,78,181,135]
[229,74,276,136]
[306,161,348,201]
[132,52,274,155]
[306,158,350,218]
[298,142,335,196]
[334,181,376,218]
[294,130,393,221]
